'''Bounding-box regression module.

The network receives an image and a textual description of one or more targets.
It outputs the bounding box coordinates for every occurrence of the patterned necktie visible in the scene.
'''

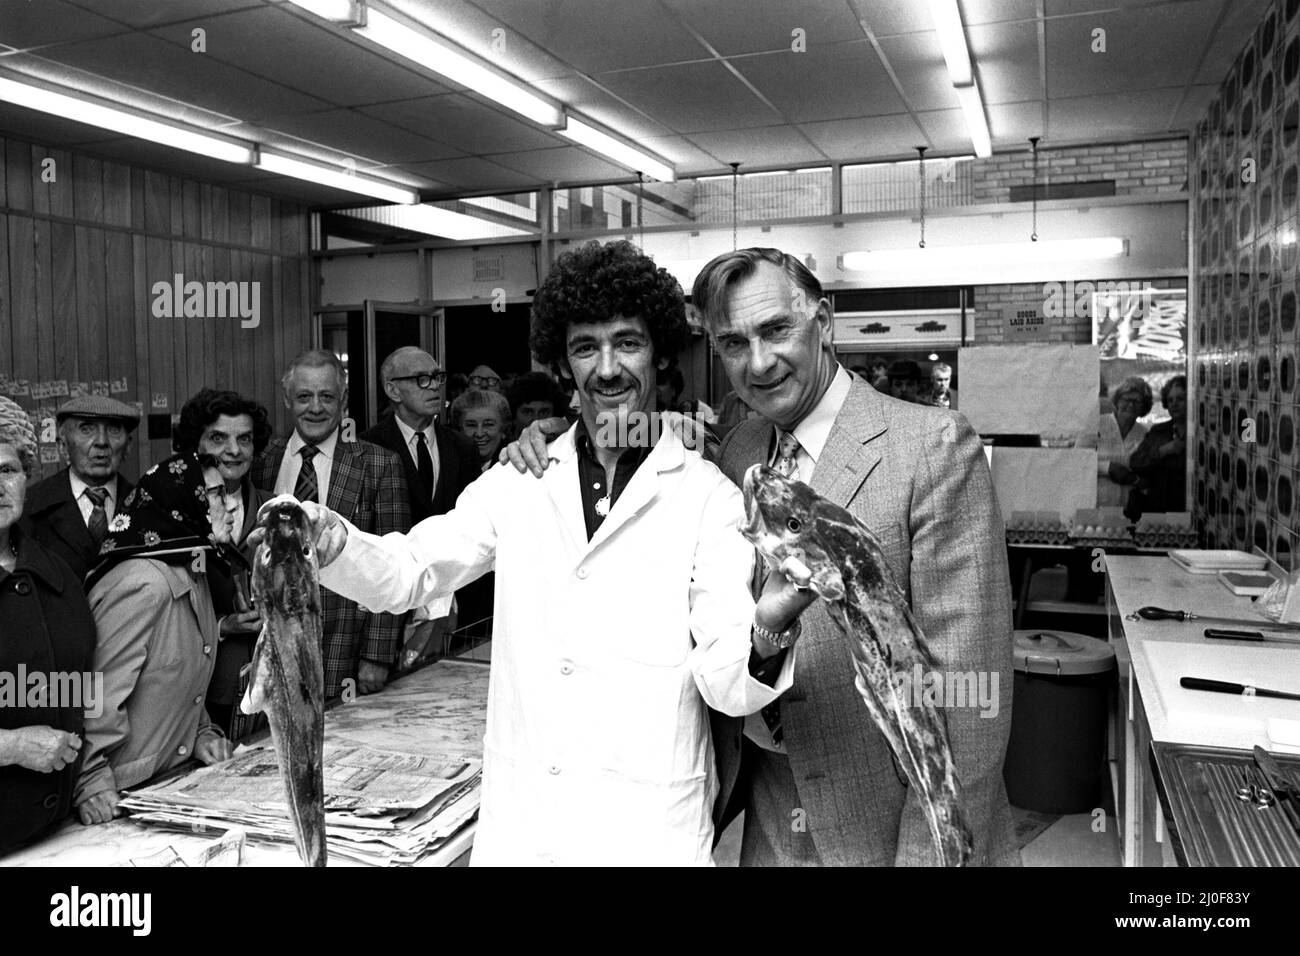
[295,445,320,504]
[760,429,802,745]
[84,486,109,548]
[415,432,434,499]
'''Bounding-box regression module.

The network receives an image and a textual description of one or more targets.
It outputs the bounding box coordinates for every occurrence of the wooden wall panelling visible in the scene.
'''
[46,148,74,220]
[170,239,189,423]
[184,241,206,406]
[200,243,218,406]
[7,218,37,407]
[6,139,32,212]
[143,170,169,236]
[72,156,105,225]
[228,189,251,249]
[101,160,130,228]
[49,221,78,393]
[74,224,109,411]
[182,180,201,240]
[169,177,184,237]
[251,251,273,419]
[145,235,174,466]
[210,243,234,399]
[0,136,7,207]
[30,145,50,217]
[130,234,151,480]
[103,230,135,477]
[130,168,145,232]
[0,214,10,377]
[250,194,271,250]
[31,219,55,427]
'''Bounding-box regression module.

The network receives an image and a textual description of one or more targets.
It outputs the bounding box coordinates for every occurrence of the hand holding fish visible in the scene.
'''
[252,496,348,567]
[753,554,817,657]
[219,608,263,638]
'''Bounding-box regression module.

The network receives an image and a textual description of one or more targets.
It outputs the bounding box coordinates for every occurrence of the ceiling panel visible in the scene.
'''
[404,156,542,192]
[0,0,129,48]
[1045,0,1223,97]
[663,0,868,57]
[913,107,983,152]
[34,33,334,121]
[488,144,633,183]
[876,32,967,112]
[1192,0,1267,85]
[1170,83,1220,129]
[967,19,1042,105]
[986,100,1049,143]
[961,0,1042,25]
[638,134,727,173]
[1048,89,1189,140]
[798,113,928,161]
[685,125,827,168]
[597,60,781,132]
[735,41,909,122]
[148,7,455,108]
[468,0,709,73]
[361,94,566,154]
[844,0,936,38]
[67,0,264,30]
[259,107,468,164]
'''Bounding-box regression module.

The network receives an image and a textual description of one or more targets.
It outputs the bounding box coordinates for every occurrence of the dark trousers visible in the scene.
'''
[738,738,823,866]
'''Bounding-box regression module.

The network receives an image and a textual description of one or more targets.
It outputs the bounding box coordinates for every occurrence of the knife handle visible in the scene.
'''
[1180,677,1246,694]
[1204,628,1265,641]
[1140,606,1188,621]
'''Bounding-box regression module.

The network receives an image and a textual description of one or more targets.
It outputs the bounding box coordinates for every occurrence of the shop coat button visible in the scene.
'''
[42,794,59,810]
[575,567,588,580]
[194,695,203,705]
[178,745,189,756]
[559,662,573,675]
[203,644,212,655]
[14,580,31,596]
[548,765,561,775]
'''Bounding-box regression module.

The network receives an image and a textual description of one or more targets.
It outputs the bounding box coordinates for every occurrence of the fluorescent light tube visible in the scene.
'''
[255,150,419,204]
[0,76,254,164]
[955,83,992,158]
[342,203,532,240]
[355,7,563,128]
[842,238,1127,272]
[284,0,363,23]
[559,116,675,182]
[926,0,973,85]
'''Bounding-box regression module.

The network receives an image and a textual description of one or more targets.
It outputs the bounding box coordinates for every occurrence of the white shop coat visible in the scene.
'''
[318,420,795,865]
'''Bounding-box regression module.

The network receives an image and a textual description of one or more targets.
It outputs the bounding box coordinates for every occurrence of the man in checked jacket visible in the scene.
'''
[252,349,410,699]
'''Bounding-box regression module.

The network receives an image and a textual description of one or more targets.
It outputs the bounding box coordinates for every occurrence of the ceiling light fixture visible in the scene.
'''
[841,237,1127,272]
[255,150,419,204]
[0,75,254,164]
[340,203,532,240]
[284,0,364,24]
[925,0,973,85]
[954,84,992,158]
[559,115,676,183]
[352,5,564,128]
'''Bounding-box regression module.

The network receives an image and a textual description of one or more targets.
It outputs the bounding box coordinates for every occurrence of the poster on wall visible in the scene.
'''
[1092,285,1187,420]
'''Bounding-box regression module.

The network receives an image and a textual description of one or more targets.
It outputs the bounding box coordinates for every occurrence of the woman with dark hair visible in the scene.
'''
[174,388,274,736]
[0,397,95,854]
[1127,374,1188,519]
[1097,376,1152,508]
[507,371,565,436]
[75,451,241,824]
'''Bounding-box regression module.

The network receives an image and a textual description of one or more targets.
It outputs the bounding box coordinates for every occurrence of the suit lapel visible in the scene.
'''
[255,438,288,493]
[47,471,96,557]
[810,379,887,508]
[540,428,587,559]
[326,441,363,515]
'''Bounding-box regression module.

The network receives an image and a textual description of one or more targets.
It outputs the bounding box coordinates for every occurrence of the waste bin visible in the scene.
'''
[1003,629,1116,814]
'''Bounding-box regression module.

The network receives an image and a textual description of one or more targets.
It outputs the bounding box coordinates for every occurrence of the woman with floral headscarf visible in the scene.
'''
[75,451,242,825]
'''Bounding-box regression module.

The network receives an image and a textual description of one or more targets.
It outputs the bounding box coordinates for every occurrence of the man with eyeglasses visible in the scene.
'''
[24,395,140,582]
[252,349,409,699]
[363,348,481,666]
[467,365,504,393]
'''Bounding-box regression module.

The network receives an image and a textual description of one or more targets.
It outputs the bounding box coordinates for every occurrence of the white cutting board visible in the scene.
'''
[1142,641,1300,746]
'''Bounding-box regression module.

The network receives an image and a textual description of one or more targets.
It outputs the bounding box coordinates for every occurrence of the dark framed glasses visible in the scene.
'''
[468,374,501,388]
[390,371,447,389]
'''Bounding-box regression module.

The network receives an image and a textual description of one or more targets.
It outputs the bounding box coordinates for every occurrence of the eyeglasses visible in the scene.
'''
[468,375,501,388]
[390,371,447,389]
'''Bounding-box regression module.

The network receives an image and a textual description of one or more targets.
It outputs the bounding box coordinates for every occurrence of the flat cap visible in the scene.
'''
[55,395,141,429]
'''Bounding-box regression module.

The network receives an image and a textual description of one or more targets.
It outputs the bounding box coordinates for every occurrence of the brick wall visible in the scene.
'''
[971,275,1184,345]
[970,139,1189,205]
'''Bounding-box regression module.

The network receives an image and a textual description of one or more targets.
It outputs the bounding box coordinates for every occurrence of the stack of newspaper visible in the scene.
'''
[120,741,480,866]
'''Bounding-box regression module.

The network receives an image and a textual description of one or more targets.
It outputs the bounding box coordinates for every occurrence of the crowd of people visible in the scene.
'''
[2,239,1019,866]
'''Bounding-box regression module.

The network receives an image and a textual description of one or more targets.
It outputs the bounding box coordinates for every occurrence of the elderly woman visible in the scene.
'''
[0,397,95,855]
[1127,374,1189,519]
[452,388,512,473]
[75,451,241,824]
[174,388,275,738]
[1097,376,1151,508]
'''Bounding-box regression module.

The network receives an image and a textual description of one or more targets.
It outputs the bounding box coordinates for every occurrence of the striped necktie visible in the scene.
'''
[84,486,109,548]
[295,445,320,504]
[760,429,802,745]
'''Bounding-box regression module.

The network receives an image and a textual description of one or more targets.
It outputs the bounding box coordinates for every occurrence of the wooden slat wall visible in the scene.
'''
[0,134,311,483]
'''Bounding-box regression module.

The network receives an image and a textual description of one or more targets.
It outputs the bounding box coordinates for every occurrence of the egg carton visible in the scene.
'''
[1132,512,1199,550]
[1005,511,1070,545]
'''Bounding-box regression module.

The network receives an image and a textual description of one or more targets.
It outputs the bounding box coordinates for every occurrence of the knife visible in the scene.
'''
[1139,606,1300,631]
[1254,746,1300,836]
[1204,627,1300,644]
[1180,677,1300,701]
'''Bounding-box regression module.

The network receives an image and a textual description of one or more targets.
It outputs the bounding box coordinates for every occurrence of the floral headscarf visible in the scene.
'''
[84,451,248,592]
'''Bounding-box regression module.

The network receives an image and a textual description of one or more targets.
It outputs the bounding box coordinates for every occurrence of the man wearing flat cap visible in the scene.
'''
[24,396,139,582]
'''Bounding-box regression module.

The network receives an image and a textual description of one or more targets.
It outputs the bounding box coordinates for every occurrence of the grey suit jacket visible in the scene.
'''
[713,378,1019,866]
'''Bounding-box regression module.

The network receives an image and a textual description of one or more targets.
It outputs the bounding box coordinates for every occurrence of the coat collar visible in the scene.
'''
[11,524,70,593]
[809,377,888,507]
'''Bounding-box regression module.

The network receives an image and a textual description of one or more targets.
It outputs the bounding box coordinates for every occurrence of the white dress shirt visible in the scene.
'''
[273,428,339,505]
[69,472,118,526]
[744,363,852,753]
[393,414,440,504]
[319,422,795,865]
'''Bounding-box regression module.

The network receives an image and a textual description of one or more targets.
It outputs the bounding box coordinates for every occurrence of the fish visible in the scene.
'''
[239,495,327,867]
[740,464,974,866]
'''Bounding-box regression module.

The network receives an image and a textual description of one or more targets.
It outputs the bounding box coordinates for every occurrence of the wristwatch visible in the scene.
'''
[752,616,802,649]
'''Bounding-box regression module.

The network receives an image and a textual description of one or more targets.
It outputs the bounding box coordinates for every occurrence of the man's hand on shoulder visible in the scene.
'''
[500,416,568,477]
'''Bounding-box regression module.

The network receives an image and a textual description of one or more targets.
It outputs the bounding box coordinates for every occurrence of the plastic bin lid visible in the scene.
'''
[1013,630,1116,676]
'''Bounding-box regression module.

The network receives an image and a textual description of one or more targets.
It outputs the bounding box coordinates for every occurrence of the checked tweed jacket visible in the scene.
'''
[252,433,410,698]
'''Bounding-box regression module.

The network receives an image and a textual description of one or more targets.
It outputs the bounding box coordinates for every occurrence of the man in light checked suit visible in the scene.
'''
[252,349,410,699]
[693,249,1018,866]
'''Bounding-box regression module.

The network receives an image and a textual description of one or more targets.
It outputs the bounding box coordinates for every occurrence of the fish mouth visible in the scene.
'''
[741,464,766,541]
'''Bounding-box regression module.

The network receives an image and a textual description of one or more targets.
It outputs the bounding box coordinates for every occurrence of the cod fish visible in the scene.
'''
[741,464,973,866]
[240,495,327,867]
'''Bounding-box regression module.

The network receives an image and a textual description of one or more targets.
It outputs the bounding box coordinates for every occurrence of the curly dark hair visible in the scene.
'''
[530,240,688,373]
[506,371,565,413]
[175,388,273,456]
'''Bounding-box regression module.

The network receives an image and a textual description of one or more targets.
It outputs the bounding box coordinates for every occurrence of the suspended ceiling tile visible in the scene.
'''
[0,0,129,49]
[597,60,782,133]
[148,7,455,108]
[684,125,826,168]
[1048,89,1190,140]
[1171,84,1220,130]
[734,41,907,122]
[961,0,1041,25]
[468,0,709,73]
[967,19,1042,105]
[34,33,334,122]
[1192,0,1269,85]
[876,32,965,112]
[404,155,542,191]
[663,0,868,57]
[798,114,928,162]
[67,0,264,30]
[360,93,565,155]
[913,107,981,153]
[1045,0,1222,98]
[261,108,469,165]
[843,0,935,38]
[488,144,634,183]
[0,101,125,146]
[639,134,727,174]
[986,100,1049,144]
[531,75,676,142]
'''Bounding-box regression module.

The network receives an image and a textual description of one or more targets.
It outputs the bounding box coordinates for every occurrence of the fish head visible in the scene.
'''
[257,495,318,567]
[741,464,847,601]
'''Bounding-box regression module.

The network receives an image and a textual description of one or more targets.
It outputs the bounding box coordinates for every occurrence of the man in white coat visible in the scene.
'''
[280,240,813,865]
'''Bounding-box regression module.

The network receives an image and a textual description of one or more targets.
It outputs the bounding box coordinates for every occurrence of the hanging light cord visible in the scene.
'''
[916,146,927,249]
[637,171,644,245]
[730,162,740,251]
[1029,136,1040,241]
